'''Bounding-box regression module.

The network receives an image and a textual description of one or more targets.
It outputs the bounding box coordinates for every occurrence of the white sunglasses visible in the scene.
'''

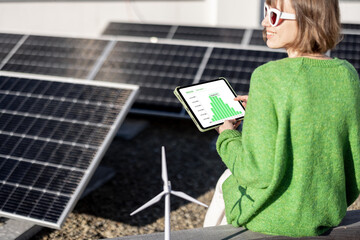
[264,3,296,27]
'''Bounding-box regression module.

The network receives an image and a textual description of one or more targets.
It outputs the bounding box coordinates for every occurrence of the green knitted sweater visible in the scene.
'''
[216,57,360,237]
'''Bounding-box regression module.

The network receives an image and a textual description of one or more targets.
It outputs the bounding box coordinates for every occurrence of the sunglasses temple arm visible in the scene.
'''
[280,12,296,20]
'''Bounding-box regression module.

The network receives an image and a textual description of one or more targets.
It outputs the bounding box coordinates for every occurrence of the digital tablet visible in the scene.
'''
[174,78,245,132]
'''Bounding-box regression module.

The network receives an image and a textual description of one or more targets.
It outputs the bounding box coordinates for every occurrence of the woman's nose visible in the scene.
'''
[261,15,270,27]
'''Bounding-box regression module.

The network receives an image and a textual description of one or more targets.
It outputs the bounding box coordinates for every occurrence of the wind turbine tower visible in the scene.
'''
[130,146,208,240]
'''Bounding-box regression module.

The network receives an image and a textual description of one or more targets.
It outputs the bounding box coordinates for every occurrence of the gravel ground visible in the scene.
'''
[30,115,360,240]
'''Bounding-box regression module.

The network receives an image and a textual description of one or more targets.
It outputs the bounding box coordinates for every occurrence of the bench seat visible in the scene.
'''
[108,210,360,240]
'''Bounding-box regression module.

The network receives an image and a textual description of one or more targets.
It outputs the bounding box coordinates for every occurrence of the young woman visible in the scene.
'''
[204,0,360,237]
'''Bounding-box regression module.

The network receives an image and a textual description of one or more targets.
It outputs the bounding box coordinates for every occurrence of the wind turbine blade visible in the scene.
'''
[130,191,166,216]
[171,190,208,208]
[161,146,168,184]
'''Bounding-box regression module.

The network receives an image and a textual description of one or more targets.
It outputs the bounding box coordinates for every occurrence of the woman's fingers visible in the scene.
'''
[234,95,248,101]
[234,95,248,108]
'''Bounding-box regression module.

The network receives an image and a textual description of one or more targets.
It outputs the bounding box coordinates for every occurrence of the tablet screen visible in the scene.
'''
[177,78,245,130]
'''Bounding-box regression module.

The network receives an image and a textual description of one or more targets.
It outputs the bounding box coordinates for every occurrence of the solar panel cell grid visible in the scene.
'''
[7,186,69,223]
[173,26,245,44]
[330,34,360,74]
[0,33,23,63]
[95,41,207,113]
[342,23,360,30]
[0,73,138,228]
[1,36,109,79]
[102,22,172,38]
[249,29,266,46]
[201,48,287,95]
[102,22,247,44]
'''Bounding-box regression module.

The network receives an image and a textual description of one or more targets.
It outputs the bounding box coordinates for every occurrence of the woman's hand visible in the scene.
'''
[215,119,242,134]
[234,95,248,108]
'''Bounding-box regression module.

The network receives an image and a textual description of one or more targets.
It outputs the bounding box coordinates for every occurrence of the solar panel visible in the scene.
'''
[330,34,360,74]
[0,71,138,228]
[200,48,287,94]
[1,35,109,79]
[102,22,246,45]
[172,26,245,44]
[342,23,360,30]
[249,29,266,46]
[0,33,24,64]
[94,41,207,114]
[102,22,173,38]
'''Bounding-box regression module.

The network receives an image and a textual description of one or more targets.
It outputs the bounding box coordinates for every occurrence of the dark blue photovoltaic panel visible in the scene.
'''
[173,26,245,44]
[249,29,266,46]
[0,74,137,228]
[102,22,172,38]
[200,48,287,94]
[1,35,109,78]
[330,34,360,74]
[0,184,69,223]
[0,33,23,63]
[342,23,360,30]
[95,41,207,113]
[102,22,246,44]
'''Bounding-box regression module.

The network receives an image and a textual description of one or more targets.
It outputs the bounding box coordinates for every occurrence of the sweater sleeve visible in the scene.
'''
[216,67,279,189]
[346,66,360,205]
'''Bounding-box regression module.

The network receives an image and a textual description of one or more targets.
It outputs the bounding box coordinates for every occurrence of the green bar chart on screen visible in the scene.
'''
[210,94,242,121]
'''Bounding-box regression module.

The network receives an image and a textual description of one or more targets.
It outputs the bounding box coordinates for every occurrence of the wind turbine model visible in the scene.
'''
[130,146,208,240]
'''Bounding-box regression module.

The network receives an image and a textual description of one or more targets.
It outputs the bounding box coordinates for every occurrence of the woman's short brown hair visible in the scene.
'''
[264,0,341,54]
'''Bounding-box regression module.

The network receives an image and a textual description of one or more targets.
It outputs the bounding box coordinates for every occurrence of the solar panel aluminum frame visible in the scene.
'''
[0,71,139,229]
